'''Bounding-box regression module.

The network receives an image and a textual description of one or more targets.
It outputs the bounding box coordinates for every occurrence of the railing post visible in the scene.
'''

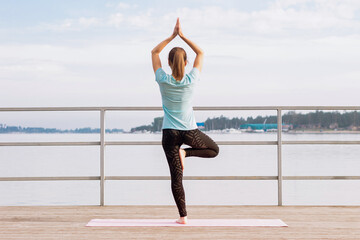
[100,109,106,206]
[277,108,283,206]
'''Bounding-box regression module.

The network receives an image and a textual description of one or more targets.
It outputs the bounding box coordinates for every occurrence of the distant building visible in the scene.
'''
[240,123,293,132]
[197,122,205,129]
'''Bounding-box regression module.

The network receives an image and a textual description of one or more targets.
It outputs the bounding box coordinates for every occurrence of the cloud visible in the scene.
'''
[29,0,360,39]
[116,2,138,10]
[108,13,124,28]
[2,0,360,113]
[160,1,360,39]
[107,9,153,29]
[268,0,360,27]
[78,17,101,27]
[126,9,154,28]
[36,17,102,32]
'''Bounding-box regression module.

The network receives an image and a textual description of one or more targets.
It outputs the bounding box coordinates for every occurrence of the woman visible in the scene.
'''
[151,18,219,224]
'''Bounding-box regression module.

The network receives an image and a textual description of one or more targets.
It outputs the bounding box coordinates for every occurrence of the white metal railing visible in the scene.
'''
[1,106,360,206]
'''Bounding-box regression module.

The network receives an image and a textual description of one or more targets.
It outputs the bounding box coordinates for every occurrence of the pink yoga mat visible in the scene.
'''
[86,219,288,227]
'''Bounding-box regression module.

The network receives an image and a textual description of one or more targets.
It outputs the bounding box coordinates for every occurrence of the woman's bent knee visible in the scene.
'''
[211,144,219,158]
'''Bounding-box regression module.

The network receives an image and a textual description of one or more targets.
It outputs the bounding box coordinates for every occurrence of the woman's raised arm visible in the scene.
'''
[151,21,178,73]
[151,35,175,73]
[176,19,204,72]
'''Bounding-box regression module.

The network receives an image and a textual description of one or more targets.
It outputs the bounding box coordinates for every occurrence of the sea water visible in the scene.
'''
[0,132,359,206]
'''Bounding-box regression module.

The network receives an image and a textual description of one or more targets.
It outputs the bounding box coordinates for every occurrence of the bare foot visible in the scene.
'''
[179,148,186,170]
[176,216,188,224]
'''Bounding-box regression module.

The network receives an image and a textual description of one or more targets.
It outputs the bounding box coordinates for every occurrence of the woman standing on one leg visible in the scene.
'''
[151,18,219,224]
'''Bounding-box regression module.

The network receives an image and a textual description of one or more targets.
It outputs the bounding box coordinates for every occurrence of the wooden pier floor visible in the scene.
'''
[1,205,359,239]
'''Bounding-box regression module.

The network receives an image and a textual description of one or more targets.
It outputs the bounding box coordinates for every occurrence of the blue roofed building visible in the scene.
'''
[240,123,293,132]
[196,122,205,130]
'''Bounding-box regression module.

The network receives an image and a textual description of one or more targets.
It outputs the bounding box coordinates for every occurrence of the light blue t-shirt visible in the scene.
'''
[155,67,200,130]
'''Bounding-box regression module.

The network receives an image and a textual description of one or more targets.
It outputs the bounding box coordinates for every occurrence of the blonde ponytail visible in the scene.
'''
[168,47,187,81]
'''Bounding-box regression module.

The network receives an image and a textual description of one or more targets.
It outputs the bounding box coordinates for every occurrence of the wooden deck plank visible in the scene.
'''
[0,206,359,239]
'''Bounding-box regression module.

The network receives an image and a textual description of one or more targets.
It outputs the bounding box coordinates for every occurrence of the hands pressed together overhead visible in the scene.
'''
[172,18,184,38]
[151,17,203,73]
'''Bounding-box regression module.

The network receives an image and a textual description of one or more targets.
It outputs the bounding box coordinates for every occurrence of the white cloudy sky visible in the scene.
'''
[0,0,359,130]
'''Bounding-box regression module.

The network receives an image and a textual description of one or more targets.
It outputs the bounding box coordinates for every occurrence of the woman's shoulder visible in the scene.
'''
[155,68,170,83]
[155,67,166,75]
[186,67,200,82]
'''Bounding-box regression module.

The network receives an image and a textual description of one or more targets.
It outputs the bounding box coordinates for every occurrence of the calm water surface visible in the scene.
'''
[0,132,359,206]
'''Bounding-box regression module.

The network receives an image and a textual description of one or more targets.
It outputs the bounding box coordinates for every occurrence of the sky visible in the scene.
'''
[0,0,359,130]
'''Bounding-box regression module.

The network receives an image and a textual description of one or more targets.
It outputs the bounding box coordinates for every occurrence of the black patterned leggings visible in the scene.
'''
[162,128,219,217]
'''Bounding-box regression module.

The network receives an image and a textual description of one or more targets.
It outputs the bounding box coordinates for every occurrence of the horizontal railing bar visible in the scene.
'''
[2,140,360,147]
[277,106,360,111]
[0,141,275,147]
[283,141,360,145]
[1,106,360,112]
[283,176,360,180]
[194,107,282,111]
[2,176,359,181]
[106,141,160,146]
[106,176,278,180]
[200,141,277,145]
[194,106,360,111]
[0,107,104,111]
[105,141,278,146]
[0,176,100,181]
[0,142,100,146]
[0,107,163,112]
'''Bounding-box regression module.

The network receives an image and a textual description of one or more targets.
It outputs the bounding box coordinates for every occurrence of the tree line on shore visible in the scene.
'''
[1,110,358,133]
[131,110,360,132]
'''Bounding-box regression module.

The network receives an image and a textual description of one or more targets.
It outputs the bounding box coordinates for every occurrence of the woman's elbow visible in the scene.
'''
[197,49,204,55]
[196,51,204,58]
